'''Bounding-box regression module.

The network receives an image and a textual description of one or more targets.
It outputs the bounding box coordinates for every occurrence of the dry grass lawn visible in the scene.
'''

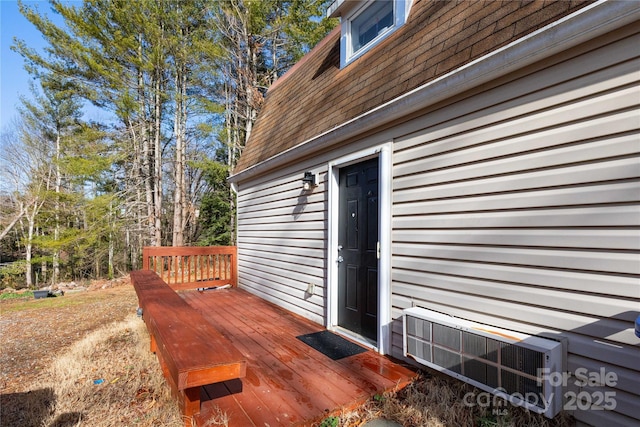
[335,373,574,427]
[7,316,184,426]
[0,278,185,427]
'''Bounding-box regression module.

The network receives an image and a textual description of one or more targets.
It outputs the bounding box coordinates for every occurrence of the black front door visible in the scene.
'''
[337,158,379,341]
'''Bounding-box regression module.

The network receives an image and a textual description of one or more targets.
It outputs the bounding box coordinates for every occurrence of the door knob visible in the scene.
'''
[337,256,344,263]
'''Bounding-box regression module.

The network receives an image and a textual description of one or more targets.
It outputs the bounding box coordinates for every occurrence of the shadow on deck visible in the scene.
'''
[179,287,416,426]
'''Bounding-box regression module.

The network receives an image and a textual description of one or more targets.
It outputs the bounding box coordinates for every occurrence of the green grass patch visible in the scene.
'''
[0,291,34,300]
[0,291,110,314]
[319,416,339,427]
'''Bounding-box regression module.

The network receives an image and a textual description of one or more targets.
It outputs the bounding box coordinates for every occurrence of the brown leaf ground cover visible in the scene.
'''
[0,277,183,427]
[0,278,136,394]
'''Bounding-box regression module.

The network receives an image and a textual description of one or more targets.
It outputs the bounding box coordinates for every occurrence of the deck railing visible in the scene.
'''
[142,246,237,291]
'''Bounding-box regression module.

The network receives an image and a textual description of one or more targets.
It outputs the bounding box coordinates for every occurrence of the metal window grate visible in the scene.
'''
[403,307,563,418]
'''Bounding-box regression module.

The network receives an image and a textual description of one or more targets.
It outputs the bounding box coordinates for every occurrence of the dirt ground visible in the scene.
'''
[0,278,138,394]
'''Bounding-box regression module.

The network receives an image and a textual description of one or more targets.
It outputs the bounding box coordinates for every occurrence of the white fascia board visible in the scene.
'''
[229,0,640,185]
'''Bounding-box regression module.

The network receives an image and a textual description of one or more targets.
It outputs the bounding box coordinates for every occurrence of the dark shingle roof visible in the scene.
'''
[234,0,592,174]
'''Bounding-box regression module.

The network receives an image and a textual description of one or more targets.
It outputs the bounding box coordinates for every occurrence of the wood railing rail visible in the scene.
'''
[142,246,237,291]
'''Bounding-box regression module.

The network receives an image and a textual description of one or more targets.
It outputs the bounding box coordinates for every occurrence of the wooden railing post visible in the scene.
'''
[231,246,238,288]
[142,247,150,270]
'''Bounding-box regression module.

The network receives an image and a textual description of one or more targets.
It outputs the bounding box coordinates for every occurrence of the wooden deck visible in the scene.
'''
[179,287,416,426]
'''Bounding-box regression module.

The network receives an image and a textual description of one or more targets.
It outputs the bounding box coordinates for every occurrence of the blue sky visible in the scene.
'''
[0,0,94,131]
[1,0,50,130]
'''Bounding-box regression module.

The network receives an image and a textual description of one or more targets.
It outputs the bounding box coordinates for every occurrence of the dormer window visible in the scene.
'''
[350,1,394,54]
[329,0,412,68]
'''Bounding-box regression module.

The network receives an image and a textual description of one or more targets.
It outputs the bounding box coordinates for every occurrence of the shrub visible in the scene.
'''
[0,261,27,289]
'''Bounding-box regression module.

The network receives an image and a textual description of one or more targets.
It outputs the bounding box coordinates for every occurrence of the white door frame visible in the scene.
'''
[327,142,392,355]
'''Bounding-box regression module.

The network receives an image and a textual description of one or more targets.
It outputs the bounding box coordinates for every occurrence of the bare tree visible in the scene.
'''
[0,121,54,286]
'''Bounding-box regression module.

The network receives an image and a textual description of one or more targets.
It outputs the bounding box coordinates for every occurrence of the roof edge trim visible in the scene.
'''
[230,0,640,184]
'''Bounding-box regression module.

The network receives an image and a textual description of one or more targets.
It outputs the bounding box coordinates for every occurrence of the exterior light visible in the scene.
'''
[302,171,316,191]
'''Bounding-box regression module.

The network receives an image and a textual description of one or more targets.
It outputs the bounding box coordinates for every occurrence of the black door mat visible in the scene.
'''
[296,330,367,360]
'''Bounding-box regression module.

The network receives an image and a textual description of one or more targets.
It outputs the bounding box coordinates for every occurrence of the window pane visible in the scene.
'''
[351,0,394,53]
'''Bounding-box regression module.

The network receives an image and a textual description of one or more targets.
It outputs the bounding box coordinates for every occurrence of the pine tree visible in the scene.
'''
[11,0,337,262]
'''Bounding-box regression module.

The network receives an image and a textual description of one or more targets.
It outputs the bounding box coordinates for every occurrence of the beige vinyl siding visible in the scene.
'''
[236,170,328,323]
[390,27,639,427]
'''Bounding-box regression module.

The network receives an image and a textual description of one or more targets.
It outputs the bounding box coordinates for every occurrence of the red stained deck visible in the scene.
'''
[178,287,416,426]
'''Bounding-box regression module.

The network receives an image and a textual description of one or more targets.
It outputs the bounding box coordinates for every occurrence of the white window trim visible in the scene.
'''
[340,0,412,68]
[347,1,395,60]
[327,142,393,355]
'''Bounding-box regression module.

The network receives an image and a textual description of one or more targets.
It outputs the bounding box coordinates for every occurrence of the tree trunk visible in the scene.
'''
[24,199,42,287]
[26,215,34,287]
[40,228,47,285]
[137,34,155,247]
[153,69,163,246]
[172,64,188,247]
[108,200,114,279]
[52,131,61,285]
[172,72,184,247]
[0,203,26,241]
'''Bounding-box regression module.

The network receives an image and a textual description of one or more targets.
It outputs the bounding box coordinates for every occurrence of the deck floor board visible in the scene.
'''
[211,292,369,402]
[188,291,340,422]
[182,288,416,426]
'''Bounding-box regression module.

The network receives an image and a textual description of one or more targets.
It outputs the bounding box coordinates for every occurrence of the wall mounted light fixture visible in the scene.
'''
[302,171,317,191]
